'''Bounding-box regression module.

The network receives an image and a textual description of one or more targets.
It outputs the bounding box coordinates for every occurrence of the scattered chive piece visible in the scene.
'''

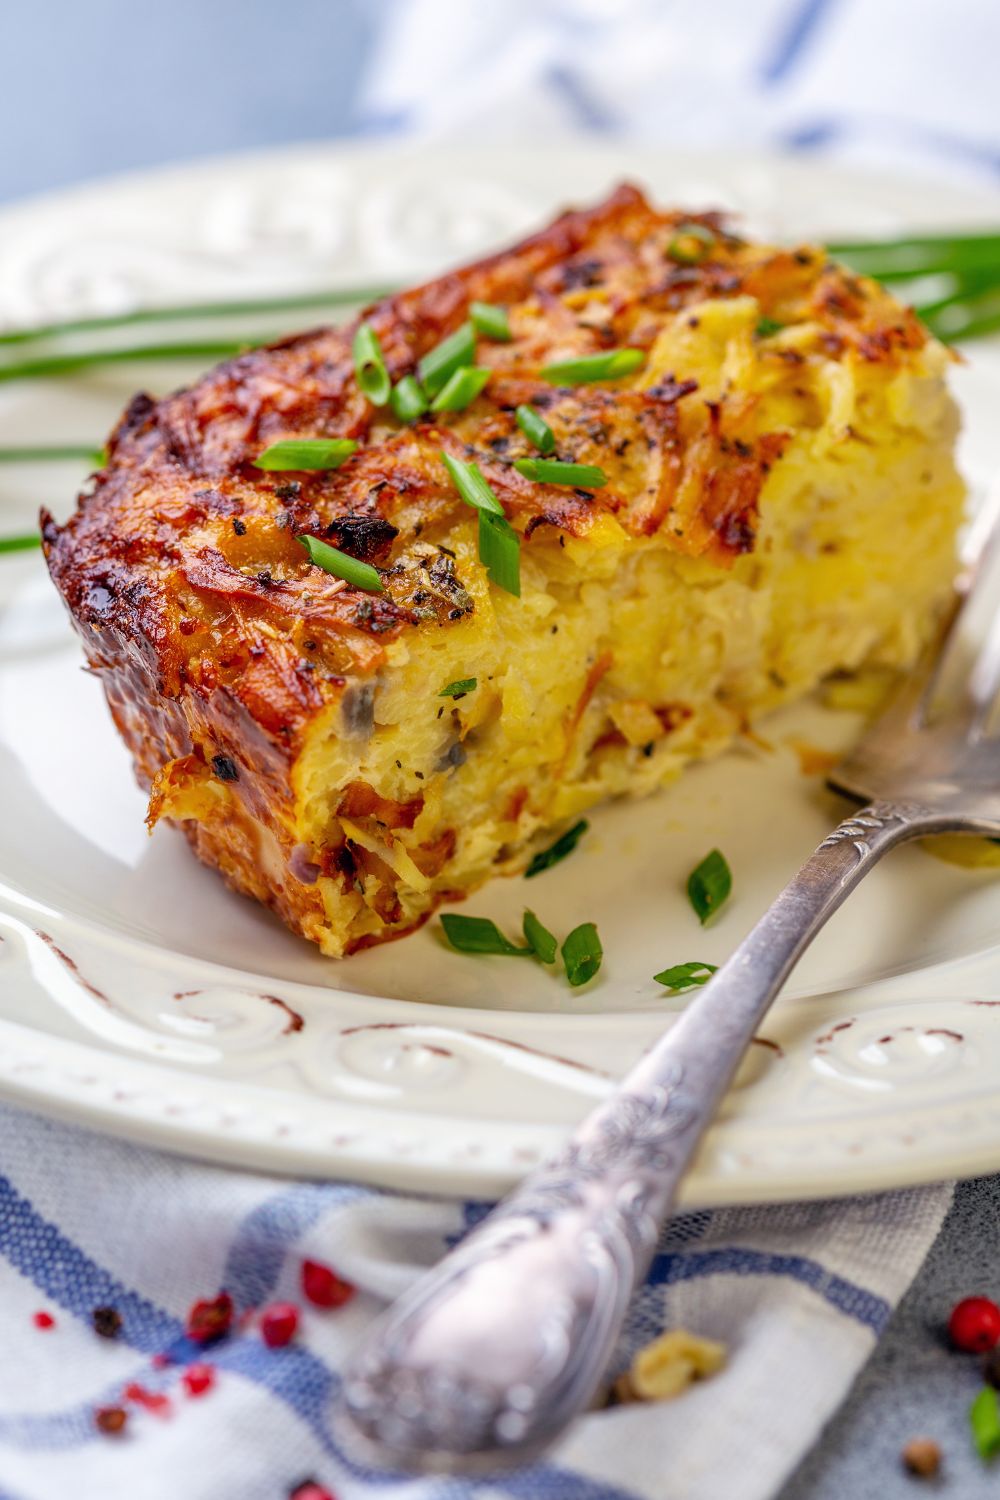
[352,323,391,406]
[525,819,589,878]
[0,533,41,554]
[0,444,105,466]
[298,535,384,592]
[440,451,504,514]
[971,1387,1000,1460]
[523,909,558,965]
[562,922,603,987]
[440,678,477,698]
[541,348,645,385]
[513,458,607,488]
[440,913,531,956]
[430,366,491,413]
[687,849,732,925]
[418,321,476,396]
[653,961,718,992]
[478,510,521,597]
[515,404,555,454]
[754,317,785,338]
[254,438,358,471]
[390,375,428,423]
[470,301,512,342]
[666,223,716,265]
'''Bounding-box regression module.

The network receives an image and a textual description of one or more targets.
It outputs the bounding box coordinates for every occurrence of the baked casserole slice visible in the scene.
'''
[44,185,965,956]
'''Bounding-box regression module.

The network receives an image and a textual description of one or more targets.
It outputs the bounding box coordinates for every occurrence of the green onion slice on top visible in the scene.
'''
[439,677,477,698]
[352,323,391,406]
[666,222,716,265]
[254,438,358,471]
[513,458,607,488]
[523,909,558,964]
[389,375,429,423]
[541,348,645,385]
[470,301,512,342]
[418,321,476,396]
[515,404,555,454]
[653,961,718,992]
[298,534,384,592]
[430,366,491,413]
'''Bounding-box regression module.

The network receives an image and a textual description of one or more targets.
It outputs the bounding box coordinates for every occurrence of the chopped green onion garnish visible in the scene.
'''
[430,366,491,413]
[653,962,718,992]
[523,909,558,964]
[562,922,603,987]
[298,534,384,592]
[440,678,477,698]
[541,349,645,385]
[390,375,428,423]
[515,404,555,454]
[470,301,512,342]
[755,317,785,338]
[667,223,716,265]
[478,510,521,597]
[0,533,41,554]
[687,849,732,925]
[255,438,358,471]
[352,323,391,406]
[513,458,607,488]
[418,321,476,396]
[525,819,589,878]
[971,1387,1000,1460]
[440,452,504,514]
[440,913,531,956]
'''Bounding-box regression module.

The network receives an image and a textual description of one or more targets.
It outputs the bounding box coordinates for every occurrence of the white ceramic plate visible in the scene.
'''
[2,141,1000,1204]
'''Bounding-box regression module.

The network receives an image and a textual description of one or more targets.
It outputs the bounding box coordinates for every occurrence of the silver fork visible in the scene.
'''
[337,517,1000,1476]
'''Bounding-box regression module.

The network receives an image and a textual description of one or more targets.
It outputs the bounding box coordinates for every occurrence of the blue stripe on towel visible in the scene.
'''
[647,1246,891,1333]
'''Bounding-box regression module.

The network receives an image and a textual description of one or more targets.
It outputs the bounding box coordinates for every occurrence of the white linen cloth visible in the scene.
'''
[3,0,995,1494]
[0,1107,952,1499]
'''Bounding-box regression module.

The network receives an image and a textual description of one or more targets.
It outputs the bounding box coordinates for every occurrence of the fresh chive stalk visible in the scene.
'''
[541,349,645,385]
[430,366,490,413]
[0,533,41,554]
[515,404,555,454]
[390,375,428,423]
[352,323,391,406]
[0,285,397,349]
[254,438,358,471]
[418,322,476,396]
[513,458,607,488]
[0,444,105,465]
[0,340,255,383]
[470,301,512,341]
[440,451,504,514]
[478,510,521,597]
[687,849,732,925]
[298,534,383,591]
[525,819,589,878]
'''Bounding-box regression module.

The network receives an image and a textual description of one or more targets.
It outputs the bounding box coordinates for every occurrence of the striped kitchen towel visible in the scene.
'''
[0,1105,949,1499]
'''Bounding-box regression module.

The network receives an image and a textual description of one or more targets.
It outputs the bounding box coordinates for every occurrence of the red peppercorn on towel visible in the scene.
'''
[0,1106,950,1499]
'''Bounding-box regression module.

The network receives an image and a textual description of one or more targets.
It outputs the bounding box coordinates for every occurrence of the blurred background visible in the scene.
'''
[3,0,997,205]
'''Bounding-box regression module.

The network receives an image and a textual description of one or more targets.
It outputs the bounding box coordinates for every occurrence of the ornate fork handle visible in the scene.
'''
[338,800,936,1474]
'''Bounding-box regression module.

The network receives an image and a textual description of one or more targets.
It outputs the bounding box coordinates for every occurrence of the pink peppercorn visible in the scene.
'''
[182,1362,216,1397]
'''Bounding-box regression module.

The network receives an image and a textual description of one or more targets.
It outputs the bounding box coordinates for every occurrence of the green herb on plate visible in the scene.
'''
[513,458,607,488]
[389,374,428,423]
[470,301,512,342]
[515,404,555,454]
[440,913,531,956]
[562,921,603,987]
[439,678,477,699]
[430,366,491,413]
[255,438,358,471]
[971,1387,1000,1461]
[687,849,732,925]
[525,819,589,878]
[523,909,558,964]
[541,349,645,385]
[298,535,383,591]
[418,322,476,396]
[352,323,391,406]
[653,961,718,992]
